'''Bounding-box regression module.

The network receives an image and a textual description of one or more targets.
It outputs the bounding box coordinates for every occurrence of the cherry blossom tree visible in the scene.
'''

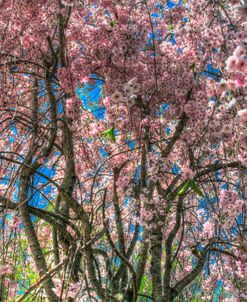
[0,0,246,301]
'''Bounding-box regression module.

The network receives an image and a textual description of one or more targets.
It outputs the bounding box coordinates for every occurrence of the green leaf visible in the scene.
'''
[139,275,147,293]
[167,24,174,31]
[190,180,204,198]
[114,293,123,301]
[177,179,192,196]
[139,274,152,295]
[110,20,117,27]
[190,62,196,70]
[100,126,116,142]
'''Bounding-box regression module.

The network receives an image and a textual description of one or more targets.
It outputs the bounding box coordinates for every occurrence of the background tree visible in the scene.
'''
[0,0,246,301]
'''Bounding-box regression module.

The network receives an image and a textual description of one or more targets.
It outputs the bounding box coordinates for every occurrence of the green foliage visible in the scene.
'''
[139,275,152,296]
[167,24,174,31]
[177,179,191,196]
[190,62,196,70]
[100,126,116,142]
[190,297,204,302]
[14,237,38,299]
[110,20,117,27]
[177,179,204,198]
[190,180,204,198]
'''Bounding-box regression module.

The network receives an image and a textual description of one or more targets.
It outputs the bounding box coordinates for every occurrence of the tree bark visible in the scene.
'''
[19,172,58,302]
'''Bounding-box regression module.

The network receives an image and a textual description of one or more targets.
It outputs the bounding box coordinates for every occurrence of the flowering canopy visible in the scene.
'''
[0,0,246,301]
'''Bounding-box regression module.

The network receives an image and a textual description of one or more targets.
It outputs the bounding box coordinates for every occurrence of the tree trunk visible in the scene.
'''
[150,227,163,302]
[19,173,58,302]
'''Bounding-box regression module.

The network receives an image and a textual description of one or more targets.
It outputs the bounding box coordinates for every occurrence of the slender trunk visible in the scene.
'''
[150,227,163,302]
[19,173,58,302]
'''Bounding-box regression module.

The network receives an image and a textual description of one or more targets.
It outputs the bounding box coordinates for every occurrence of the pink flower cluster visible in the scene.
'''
[237,109,247,126]
[238,151,247,167]
[53,278,80,299]
[202,221,214,238]
[109,78,141,108]
[224,45,247,92]
[57,67,74,94]
[219,191,243,229]
[0,265,12,276]
[226,46,246,74]
[182,167,195,179]
[65,96,81,119]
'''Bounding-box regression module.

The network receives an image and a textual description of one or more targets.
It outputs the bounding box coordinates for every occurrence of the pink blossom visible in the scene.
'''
[217,81,228,93]
[238,3,247,17]
[238,109,247,125]
[66,97,77,109]
[183,167,196,179]
[225,56,238,71]
[0,265,13,276]
[141,116,151,126]
[80,76,89,83]
[235,76,246,87]
[102,97,111,107]
[111,91,123,103]
[236,57,247,73]
[233,45,246,57]
[89,123,99,135]
[226,79,236,90]
[140,208,154,222]
[203,221,214,238]
[10,217,22,229]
